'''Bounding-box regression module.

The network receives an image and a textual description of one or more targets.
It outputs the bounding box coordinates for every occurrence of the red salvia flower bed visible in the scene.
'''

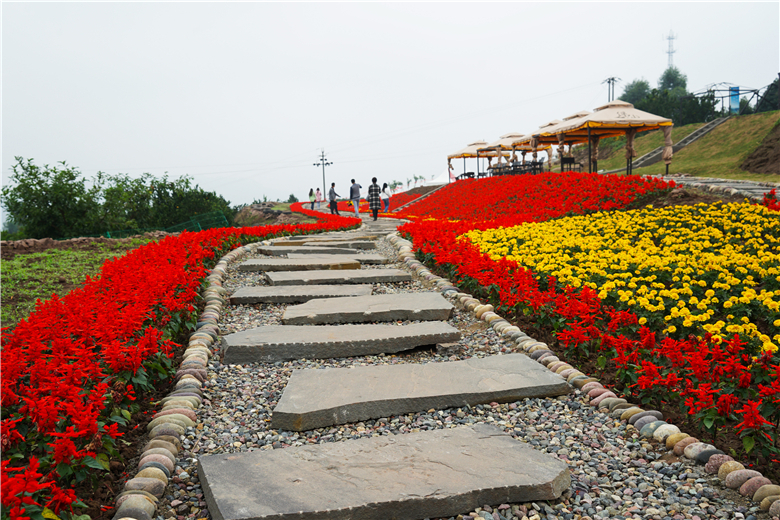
[1,209,359,519]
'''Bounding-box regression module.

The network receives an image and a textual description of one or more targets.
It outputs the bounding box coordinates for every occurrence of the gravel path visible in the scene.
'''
[159,231,762,520]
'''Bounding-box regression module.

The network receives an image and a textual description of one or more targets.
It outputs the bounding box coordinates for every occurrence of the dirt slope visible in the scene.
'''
[741,120,780,174]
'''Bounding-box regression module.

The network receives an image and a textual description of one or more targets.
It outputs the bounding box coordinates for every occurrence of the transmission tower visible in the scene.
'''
[665,30,677,68]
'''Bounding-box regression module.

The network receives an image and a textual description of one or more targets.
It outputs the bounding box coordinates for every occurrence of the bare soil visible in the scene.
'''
[741,121,780,174]
[0,231,175,261]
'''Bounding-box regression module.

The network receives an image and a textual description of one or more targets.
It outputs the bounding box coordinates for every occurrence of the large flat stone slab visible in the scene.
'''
[287,253,390,264]
[230,285,373,304]
[237,258,360,272]
[221,322,461,363]
[282,292,450,324]
[257,246,360,256]
[268,268,411,287]
[198,424,571,520]
[273,353,571,430]
[272,234,378,246]
[300,240,376,250]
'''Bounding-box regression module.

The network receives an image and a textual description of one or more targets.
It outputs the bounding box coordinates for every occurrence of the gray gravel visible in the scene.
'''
[158,233,761,520]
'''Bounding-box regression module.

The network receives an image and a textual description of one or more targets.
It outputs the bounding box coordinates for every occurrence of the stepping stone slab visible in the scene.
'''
[237,258,361,272]
[268,268,411,286]
[273,236,378,246]
[287,253,390,265]
[221,322,461,364]
[230,285,373,305]
[258,246,360,256]
[272,353,571,431]
[198,424,571,520]
[282,292,451,325]
[300,240,376,250]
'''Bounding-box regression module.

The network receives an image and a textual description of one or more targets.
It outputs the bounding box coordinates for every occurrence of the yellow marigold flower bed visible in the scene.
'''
[463,201,780,354]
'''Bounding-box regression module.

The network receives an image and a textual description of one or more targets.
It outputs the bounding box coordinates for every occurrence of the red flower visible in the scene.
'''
[734,400,773,435]
[716,393,739,417]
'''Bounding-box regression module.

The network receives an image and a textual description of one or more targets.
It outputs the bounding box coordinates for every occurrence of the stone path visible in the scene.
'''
[649,174,779,201]
[281,292,453,324]
[257,245,361,256]
[266,268,411,286]
[286,253,389,264]
[296,240,377,249]
[272,234,379,246]
[198,215,573,519]
[198,424,570,520]
[229,285,373,304]
[272,354,571,431]
[221,322,460,364]
[238,258,360,271]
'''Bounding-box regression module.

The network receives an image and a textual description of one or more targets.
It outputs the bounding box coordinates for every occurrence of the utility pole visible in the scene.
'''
[313,150,332,202]
[665,30,677,68]
[603,77,620,102]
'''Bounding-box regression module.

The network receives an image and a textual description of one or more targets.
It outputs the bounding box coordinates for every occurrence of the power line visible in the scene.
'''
[75,80,605,176]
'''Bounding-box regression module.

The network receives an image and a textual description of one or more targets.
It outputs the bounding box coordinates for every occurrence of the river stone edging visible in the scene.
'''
[385,230,780,514]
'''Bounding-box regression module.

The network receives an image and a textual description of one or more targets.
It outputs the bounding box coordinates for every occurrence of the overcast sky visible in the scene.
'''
[3,2,778,206]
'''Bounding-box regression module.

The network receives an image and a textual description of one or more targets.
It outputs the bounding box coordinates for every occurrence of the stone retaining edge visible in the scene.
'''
[385,231,780,516]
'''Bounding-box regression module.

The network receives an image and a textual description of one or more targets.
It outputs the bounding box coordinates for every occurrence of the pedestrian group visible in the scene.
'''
[315,178,393,220]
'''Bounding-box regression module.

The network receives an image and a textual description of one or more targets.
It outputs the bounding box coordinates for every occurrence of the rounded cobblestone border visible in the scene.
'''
[386,231,780,516]
[111,240,277,520]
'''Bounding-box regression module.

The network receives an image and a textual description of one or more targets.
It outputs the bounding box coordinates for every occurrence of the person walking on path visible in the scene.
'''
[328,182,341,215]
[380,182,391,213]
[349,179,362,218]
[367,177,381,221]
[315,188,323,210]
[308,188,315,210]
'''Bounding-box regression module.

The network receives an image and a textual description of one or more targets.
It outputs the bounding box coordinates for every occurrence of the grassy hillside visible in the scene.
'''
[596,123,705,171]
[635,110,780,181]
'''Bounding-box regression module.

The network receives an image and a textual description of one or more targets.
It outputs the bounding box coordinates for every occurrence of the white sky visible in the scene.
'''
[3,2,778,206]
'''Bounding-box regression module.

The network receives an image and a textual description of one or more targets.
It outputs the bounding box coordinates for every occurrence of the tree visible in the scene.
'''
[1,158,237,238]
[658,66,688,97]
[1,158,101,239]
[739,97,754,115]
[755,78,779,113]
[620,79,651,105]
[635,89,718,126]
[286,193,299,203]
[388,180,402,192]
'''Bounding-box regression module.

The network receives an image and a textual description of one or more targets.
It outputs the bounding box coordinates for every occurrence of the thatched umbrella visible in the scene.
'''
[477,132,550,173]
[447,140,509,180]
[551,100,673,174]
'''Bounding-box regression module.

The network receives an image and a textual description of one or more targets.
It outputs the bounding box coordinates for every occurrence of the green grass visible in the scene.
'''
[597,123,706,171]
[634,110,780,181]
[1,239,150,329]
